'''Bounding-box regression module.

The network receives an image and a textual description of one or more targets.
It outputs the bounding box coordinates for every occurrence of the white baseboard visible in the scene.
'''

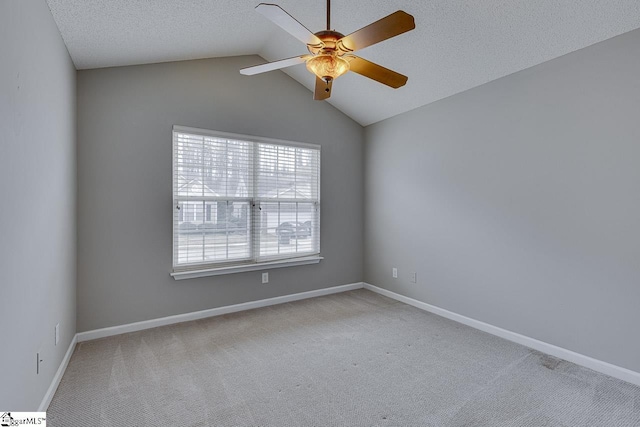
[77,282,364,343]
[363,283,640,387]
[39,333,77,411]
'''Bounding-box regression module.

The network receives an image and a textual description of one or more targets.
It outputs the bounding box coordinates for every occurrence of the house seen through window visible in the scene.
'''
[172,126,320,274]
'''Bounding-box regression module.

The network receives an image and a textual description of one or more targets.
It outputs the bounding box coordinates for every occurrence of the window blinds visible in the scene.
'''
[173,127,320,272]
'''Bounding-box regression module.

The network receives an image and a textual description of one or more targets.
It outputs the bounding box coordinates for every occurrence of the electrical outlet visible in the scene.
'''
[410,272,417,283]
[262,272,269,284]
[392,268,398,279]
[55,323,60,346]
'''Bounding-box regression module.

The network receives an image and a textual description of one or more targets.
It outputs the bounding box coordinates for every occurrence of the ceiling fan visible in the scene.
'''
[240,1,415,100]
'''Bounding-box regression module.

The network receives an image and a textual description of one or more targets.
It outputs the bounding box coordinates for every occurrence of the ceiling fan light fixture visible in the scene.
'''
[305,53,350,82]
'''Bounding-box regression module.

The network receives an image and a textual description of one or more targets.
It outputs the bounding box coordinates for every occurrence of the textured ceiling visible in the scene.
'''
[47,0,640,126]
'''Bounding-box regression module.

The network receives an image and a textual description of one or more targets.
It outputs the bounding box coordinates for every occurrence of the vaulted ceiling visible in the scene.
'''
[47,0,640,125]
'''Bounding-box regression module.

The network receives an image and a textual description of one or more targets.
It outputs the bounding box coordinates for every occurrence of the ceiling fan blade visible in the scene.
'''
[348,56,408,88]
[338,11,415,53]
[314,77,332,100]
[256,3,324,47]
[240,55,310,76]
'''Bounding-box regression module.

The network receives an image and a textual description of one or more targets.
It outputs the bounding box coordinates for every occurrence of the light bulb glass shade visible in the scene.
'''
[306,54,350,80]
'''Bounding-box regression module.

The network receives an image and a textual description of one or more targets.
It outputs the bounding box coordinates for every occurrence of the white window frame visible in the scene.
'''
[171,125,322,280]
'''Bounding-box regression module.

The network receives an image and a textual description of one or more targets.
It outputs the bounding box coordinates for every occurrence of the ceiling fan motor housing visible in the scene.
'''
[307,30,347,55]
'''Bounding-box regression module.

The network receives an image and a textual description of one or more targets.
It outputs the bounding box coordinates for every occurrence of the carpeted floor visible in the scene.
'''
[48,289,640,426]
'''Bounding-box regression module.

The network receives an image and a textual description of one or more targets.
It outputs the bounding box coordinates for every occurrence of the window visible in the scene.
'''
[172,126,321,278]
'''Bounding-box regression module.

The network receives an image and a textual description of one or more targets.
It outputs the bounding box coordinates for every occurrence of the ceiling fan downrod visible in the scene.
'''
[326,0,330,31]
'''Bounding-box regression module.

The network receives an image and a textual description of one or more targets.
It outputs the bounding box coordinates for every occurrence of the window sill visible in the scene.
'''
[171,256,324,280]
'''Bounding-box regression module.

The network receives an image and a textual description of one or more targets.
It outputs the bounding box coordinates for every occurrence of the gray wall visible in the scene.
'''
[76,56,364,332]
[0,0,77,410]
[364,28,640,372]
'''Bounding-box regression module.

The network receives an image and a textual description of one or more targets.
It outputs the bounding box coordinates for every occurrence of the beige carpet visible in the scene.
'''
[48,289,640,426]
